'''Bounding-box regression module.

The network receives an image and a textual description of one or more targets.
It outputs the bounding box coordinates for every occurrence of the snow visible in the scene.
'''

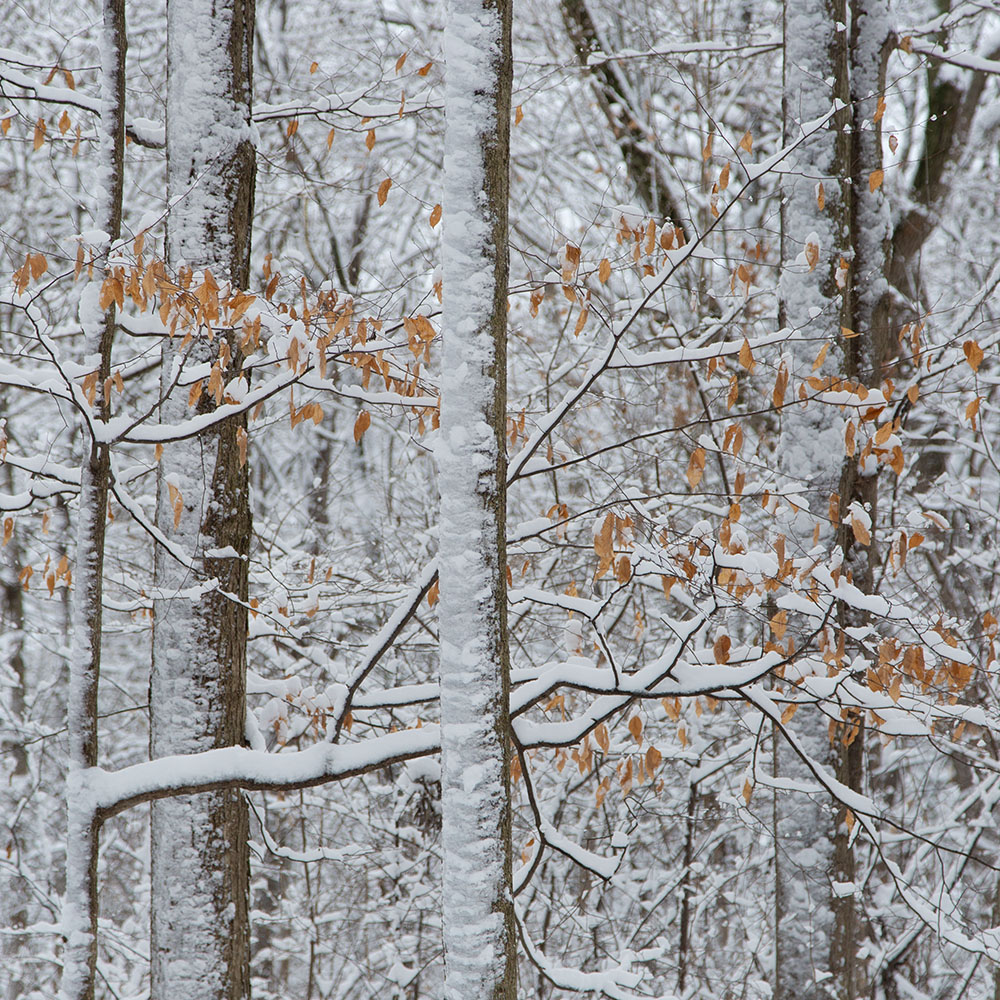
[6,1,1000,995]
[436,0,516,994]
[87,726,440,814]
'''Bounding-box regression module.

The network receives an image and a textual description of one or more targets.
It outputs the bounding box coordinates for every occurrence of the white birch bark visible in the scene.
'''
[438,0,517,996]
[60,2,125,997]
[150,0,255,997]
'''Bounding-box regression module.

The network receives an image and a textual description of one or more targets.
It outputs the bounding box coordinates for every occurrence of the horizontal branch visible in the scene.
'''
[89,725,439,818]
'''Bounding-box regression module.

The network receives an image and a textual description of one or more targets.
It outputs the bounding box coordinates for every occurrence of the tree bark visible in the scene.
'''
[559,0,687,237]
[438,0,517,995]
[150,0,255,997]
[829,6,892,993]
[775,1,850,997]
[777,2,891,997]
[887,4,995,309]
[59,1,125,997]
[2,458,30,1000]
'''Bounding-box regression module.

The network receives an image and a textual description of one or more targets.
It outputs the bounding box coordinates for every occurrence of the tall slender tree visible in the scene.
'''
[776,2,893,997]
[60,1,126,996]
[774,0,851,996]
[828,5,892,997]
[437,0,517,994]
[149,0,256,996]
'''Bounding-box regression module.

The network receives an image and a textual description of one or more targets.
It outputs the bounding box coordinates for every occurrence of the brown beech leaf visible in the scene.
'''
[686,447,706,488]
[713,634,731,664]
[353,409,371,442]
[964,340,984,372]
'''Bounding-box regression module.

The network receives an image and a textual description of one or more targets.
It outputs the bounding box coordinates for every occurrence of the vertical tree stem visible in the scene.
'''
[438,0,517,995]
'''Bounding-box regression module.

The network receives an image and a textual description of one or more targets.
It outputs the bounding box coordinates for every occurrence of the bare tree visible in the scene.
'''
[60,1,125,996]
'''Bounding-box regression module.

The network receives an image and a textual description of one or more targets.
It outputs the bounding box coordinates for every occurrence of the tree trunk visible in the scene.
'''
[150,0,255,997]
[438,0,517,995]
[60,1,125,997]
[829,4,892,996]
[777,2,891,996]
[1,457,29,1000]
[558,0,687,236]
[775,1,850,997]
[887,2,994,310]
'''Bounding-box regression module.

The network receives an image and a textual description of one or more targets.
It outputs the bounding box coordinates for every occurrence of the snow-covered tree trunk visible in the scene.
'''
[829,4,891,997]
[150,0,255,997]
[60,2,125,997]
[775,1,850,997]
[1,456,29,1000]
[777,3,892,997]
[438,0,517,996]
[840,0,890,595]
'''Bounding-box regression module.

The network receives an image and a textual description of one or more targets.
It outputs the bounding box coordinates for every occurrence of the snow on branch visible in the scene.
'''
[89,724,440,818]
[506,101,843,484]
[0,57,164,147]
[516,904,674,1000]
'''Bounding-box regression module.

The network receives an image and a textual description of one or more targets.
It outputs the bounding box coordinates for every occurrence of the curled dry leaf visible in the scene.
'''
[770,609,788,640]
[686,447,706,488]
[713,634,731,664]
[727,375,739,409]
[805,241,820,272]
[963,340,984,372]
[628,715,643,747]
[168,483,183,530]
[353,409,371,442]
[966,396,981,426]
[851,516,872,546]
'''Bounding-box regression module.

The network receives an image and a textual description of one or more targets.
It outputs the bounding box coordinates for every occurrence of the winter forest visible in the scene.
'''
[3,0,1000,997]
